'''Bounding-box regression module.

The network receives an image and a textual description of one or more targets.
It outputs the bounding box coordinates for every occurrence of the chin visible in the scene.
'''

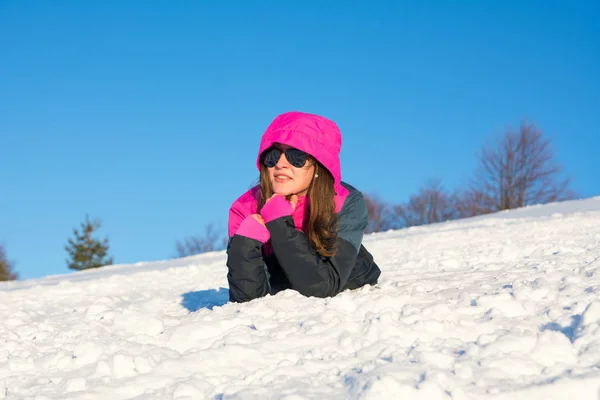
[272,184,294,196]
[273,188,294,196]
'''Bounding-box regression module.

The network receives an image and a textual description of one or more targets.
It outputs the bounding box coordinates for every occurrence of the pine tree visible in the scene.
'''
[65,215,113,271]
[0,244,18,281]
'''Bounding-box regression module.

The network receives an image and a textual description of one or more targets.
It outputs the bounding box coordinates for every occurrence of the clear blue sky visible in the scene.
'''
[1,1,598,280]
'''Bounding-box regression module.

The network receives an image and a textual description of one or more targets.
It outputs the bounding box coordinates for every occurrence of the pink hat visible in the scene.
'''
[256,111,348,196]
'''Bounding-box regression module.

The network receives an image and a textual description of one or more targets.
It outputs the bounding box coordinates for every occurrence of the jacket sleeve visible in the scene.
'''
[262,190,368,298]
[226,203,271,303]
[226,233,270,303]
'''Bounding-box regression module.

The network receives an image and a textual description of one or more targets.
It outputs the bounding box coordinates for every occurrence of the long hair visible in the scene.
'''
[258,160,339,257]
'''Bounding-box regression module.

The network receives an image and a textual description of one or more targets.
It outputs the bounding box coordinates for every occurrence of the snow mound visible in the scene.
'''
[2,196,600,399]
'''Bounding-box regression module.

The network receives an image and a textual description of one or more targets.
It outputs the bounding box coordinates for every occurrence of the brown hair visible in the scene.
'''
[258,159,339,257]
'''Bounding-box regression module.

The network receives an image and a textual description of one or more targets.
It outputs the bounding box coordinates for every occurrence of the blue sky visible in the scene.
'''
[1,1,598,280]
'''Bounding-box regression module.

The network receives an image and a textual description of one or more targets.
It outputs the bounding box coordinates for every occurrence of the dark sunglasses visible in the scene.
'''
[261,146,309,168]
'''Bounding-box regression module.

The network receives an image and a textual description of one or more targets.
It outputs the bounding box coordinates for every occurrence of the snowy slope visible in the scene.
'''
[2,197,600,399]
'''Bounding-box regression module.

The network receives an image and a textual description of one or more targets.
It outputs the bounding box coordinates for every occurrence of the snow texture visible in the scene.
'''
[2,197,600,399]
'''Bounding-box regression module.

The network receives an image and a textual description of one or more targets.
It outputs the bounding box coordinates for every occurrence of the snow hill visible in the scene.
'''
[2,197,600,400]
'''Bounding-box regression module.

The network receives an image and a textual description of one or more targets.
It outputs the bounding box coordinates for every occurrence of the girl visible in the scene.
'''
[226,111,381,302]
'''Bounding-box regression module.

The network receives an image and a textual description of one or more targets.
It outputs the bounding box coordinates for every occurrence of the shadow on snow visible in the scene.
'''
[181,287,229,312]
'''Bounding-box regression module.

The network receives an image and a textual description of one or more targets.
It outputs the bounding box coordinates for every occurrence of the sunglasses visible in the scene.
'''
[261,146,309,168]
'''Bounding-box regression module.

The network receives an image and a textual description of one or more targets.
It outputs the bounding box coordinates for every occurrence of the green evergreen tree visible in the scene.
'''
[65,215,113,271]
[0,244,18,281]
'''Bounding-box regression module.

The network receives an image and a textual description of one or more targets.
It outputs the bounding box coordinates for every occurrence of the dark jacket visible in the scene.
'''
[226,182,381,303]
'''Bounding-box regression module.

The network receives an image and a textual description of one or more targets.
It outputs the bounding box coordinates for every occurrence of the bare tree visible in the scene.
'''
[175,223,227,257]
[0,243,18,281]
[364,193,395,233]
[452,188,491,219]
[394,179,458,227]
[472,120,575,212]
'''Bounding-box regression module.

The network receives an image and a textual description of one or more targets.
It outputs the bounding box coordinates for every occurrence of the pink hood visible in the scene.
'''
[256,111,349,197]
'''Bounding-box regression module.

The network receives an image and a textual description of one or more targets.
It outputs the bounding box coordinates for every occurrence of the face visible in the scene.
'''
[263,144,315,196]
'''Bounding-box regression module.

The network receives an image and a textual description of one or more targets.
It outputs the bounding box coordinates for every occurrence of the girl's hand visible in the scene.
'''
[266,194,299,211]
[251,214,265,226]
[288,194,299,211]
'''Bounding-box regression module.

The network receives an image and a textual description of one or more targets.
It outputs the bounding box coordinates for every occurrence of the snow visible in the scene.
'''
[2,196,600,399]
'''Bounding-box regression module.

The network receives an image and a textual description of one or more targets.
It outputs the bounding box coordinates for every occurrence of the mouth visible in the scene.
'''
[274,174,292,183]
